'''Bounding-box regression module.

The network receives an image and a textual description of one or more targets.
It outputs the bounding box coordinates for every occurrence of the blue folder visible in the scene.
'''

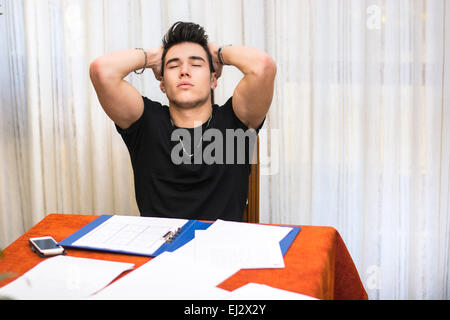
[59,215,301,257]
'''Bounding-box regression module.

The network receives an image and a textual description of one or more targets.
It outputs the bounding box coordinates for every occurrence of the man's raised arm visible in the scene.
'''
[210,45,277,129]
[89,47,163,129]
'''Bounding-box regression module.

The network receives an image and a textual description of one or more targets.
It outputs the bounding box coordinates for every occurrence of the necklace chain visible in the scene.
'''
[170,113,213,158]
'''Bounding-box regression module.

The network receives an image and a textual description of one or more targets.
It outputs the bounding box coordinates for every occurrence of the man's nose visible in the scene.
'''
[179,63,190,77]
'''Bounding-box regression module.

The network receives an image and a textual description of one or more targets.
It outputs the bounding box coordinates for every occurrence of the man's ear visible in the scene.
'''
[160,79,166,93]
[210,72,218,90]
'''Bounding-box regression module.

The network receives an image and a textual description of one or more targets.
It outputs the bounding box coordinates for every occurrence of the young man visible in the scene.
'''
[89,22,276,221]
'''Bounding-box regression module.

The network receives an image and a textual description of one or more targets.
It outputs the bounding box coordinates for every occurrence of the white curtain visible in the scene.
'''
[259,0,450,300]
[0,0,449,299]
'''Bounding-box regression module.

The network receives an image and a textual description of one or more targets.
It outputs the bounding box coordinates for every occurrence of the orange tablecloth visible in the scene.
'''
[0,214,367,300]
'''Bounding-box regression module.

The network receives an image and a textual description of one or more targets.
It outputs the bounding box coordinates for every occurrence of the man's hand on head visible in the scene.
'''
[208,43,223,79]
[149,46,164,81]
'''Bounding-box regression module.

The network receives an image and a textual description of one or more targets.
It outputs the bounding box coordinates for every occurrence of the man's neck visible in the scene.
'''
[169,100,213,129]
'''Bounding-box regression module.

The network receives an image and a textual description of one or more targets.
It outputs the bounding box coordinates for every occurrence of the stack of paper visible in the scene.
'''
[0,256,134,300]
[92,220,295,299]
[191,219,292,269]
[91,251,237,300]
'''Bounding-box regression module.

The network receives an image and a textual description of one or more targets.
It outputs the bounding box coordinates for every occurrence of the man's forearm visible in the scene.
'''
[90,47,162,82]
[210,44,276,129]
[218,45,276,77]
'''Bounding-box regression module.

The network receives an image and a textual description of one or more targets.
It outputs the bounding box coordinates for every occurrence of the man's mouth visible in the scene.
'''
[177,82,193,88]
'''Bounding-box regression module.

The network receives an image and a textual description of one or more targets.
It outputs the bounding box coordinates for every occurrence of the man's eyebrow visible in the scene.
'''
[165,56,206,66]
[166,57,180,66]
[188,56,206,62]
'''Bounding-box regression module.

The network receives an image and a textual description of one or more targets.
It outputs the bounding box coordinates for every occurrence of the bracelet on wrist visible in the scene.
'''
[134,48,147,74]
[218,44,232,65]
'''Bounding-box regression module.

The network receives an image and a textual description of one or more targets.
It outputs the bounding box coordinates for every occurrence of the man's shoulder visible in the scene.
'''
[116,96,168,136]
[214,96,250,131]
[141,96,170,121]
[142,96,167,111]
[214,96,233,119]
[216,96,233,109]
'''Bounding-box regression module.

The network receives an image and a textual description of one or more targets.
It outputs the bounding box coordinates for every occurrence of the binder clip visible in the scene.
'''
[163,227,181,243]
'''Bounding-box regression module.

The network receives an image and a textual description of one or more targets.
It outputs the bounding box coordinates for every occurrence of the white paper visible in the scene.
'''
[228,283,318,300]
[0,256,134,300]
[206,219,292,239]
[72,215,188,256]
[193,229,285,269]
[191,219,292,269]
[92,220,295,299]
[92,251,237,300]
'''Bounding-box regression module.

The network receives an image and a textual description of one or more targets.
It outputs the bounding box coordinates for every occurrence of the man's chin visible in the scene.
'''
[169,96,209,110]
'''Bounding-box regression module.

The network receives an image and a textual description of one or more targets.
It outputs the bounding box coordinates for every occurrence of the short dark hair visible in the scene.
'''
[160,21,215,77]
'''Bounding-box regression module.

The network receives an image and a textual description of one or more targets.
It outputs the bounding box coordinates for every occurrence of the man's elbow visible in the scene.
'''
[89,58,106,84]
[256,54,277,80]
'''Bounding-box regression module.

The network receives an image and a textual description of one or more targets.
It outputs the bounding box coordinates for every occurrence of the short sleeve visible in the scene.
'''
[115,96,157,154]
[226,96,266,134]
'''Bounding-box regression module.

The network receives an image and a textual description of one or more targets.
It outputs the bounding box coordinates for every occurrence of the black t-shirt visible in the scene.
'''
[115,96,263,221]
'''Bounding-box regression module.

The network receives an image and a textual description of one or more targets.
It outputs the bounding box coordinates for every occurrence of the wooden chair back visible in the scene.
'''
[243,136,259,223]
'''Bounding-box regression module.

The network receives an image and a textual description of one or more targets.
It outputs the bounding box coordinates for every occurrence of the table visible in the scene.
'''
[0,214,368,300]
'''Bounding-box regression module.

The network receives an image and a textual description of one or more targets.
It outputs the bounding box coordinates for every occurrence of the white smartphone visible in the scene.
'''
[29,236,65,257]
